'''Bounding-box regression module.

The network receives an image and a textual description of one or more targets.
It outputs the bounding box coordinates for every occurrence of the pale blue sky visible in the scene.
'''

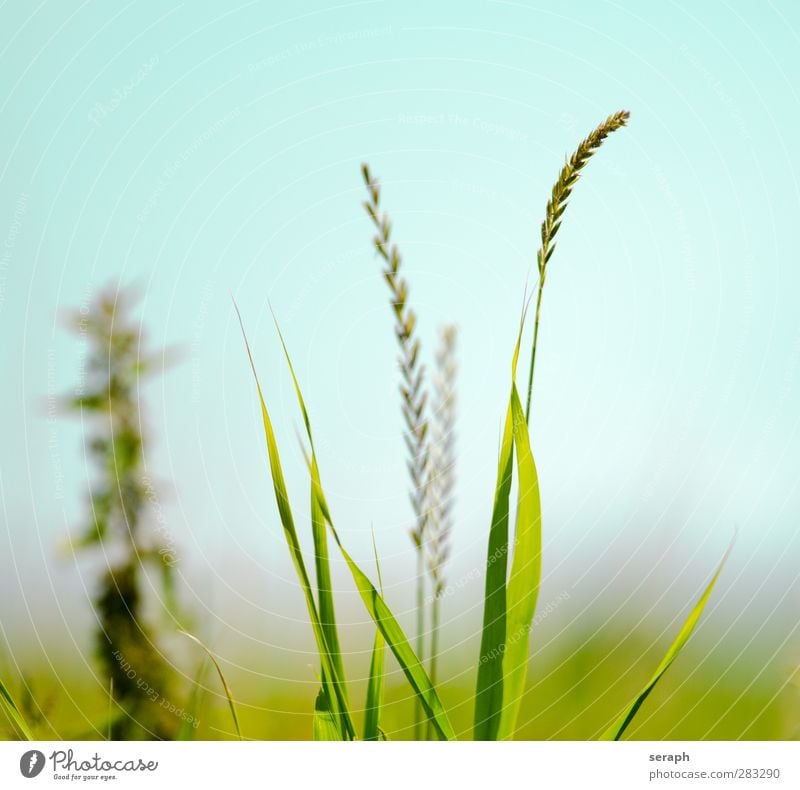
[1,1,798,684]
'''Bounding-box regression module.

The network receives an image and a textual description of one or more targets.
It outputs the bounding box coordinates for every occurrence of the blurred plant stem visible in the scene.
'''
[426,325,457,739]
[62,284,182,739]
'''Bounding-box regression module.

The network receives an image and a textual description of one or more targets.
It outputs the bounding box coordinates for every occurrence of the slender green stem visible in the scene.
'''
[426,591,441,740]
[524,278,545,424]
[414,546,425,739]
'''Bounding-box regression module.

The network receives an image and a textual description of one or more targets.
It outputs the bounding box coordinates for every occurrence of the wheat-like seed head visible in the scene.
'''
[426,325,457,598]
[361,164,430,548]
[537,110,630,279]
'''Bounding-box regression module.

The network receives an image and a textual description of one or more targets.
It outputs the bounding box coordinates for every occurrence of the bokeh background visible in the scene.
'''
[1,0,798,739]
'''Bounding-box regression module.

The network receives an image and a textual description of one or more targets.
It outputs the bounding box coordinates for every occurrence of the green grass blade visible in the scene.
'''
[310,462,349,730]
[363,629,385,741]
[300,416,349,734]
[474,317,542,741]
[313,689,341,740]
[599,543,733,741]
[364,530,386,741]
[270,315,456,741]
[0,675,33,740]
[311,477,348,703]
[328,528,455,740]
[179,631,242,740]
[267,305,344,678]
[302,441,349,739]
[236,306,355,740]
[496,377,542,739]
[473,404,513,740]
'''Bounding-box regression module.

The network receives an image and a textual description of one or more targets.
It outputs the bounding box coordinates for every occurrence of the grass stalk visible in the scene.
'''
[425,325,458,737]
[524,284,545,424]
[236,307,356,740]
[361,163,431,738]
[179,631,242,740]
[525,110,630,422]
[599,541,733,740]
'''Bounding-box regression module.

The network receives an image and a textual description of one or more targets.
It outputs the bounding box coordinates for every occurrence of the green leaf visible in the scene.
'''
[599,542,733,741]
[363,629,385,741]
[475,319,542,741]
[269,314,456,741]
[327,523,455,740]
[235,306,355,741]
[313,689,341,741]
[0,675,33,740]
[473,404,513,740]
[311,468,348,709]
[311,472,349,739]
[179,631,242,741]
[496,378,542,740]
[364,531,386,741]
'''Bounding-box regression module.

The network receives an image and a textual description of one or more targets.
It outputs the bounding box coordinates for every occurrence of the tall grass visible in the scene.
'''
[2,109,733,743]
[237,308,454,740]
[362,164,432,737]
[233,107,732,741]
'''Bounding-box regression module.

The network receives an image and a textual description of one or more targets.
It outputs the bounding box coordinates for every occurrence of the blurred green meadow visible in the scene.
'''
[4,623,796,740]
